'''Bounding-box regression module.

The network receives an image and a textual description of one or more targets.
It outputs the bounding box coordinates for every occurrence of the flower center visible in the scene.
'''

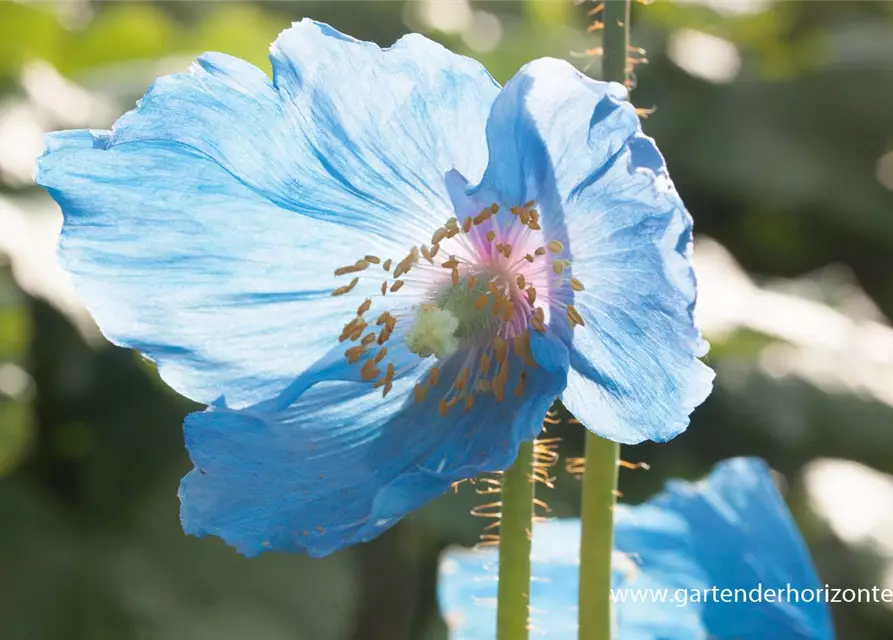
[329,201,586,412]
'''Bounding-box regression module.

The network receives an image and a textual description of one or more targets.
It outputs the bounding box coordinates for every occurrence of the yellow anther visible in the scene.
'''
[439,398,449,417]
[534,247,547,256]
[525,254,535,263]
[552,260,565,275]
[340,317,364,341]
[382,380,393,397]
[362,332,377,345]
[378,323,394,345]
[479,352,491,375]
[432,228,448,245]
[570,277,585,291]
[357,299,372,315]
[462,217,473,233]
[429,367,440,386]
[348,321,367,341]
[566,305,585,327]
[344,345,366,364]
[414,384,429,403]
[473,210,489,225]
[490,203,500,214]
[451,269,459,285]
[380,281,387,296]
[441,258,459,269]
[513,331,538,367]
[531,316,546,333]
[488,282,501,296]
[394,248,418,277]
[502,303,513,323]
[374,347,388,364]
[364,255,381,264]
[430,244,440,258]
[456,367,469,390]
[514,370,526,397]
[475,295,488,310]
[523,199,535,209]
[527,286,537,304]
[517,275,526,289]
[373,372,392,389]
[492,297,506,317]
[547,240,564,253]
[464,395,475,412]
[476,379,492,392]
[494,336,507,364]
[390,280,405,293]
[486,230,496,242]
[468,275,477,289]
[503,244,513,259]
[360,360,380,381]
[334,260,369,276]
[376,312,390,326]
[519,210,530,225]
[332,277,360,297]
[535,307,545,322]
[383,258,393,272]
[445,217,458,229]
[421,245,432,262]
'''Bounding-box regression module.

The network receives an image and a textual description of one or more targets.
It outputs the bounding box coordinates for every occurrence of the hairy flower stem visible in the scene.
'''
[496,439,535,640]
[602,0,631,86]
[578,4,630,638]
[579,432,620,639]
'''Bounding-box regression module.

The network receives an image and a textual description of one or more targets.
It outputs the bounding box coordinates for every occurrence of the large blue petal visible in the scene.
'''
[180,334,568,558]
[35,22,500,407]
[473,58,713,444]
[36,132,394,407]
[107,19,499,243]
[437,458,834,639]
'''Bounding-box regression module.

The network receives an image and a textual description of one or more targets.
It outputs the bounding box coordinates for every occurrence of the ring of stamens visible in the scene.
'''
[329,200,585,412]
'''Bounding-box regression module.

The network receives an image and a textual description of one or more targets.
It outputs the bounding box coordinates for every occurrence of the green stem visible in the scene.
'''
[578,432,620,639]
[602,0,631,86]
[497,439,535,640]
[578,6,629,638]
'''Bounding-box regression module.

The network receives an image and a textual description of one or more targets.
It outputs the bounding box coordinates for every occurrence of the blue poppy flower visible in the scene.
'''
[35,20,712,556]
[438,458,835,639]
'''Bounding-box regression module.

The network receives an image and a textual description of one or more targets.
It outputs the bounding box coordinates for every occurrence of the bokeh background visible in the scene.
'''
[1,0,893,638]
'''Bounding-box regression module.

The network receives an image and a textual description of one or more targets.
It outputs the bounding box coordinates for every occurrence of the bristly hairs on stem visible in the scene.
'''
[470,471,504,550]
[572,0,655,118]
[566,447,651,480]
[467,406,563,551]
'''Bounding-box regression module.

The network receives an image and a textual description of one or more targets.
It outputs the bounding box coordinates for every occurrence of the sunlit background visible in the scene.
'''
[1,0,893,638]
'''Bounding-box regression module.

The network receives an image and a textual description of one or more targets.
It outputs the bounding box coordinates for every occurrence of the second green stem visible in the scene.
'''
[578,2,629,638]
[578,432,620,639]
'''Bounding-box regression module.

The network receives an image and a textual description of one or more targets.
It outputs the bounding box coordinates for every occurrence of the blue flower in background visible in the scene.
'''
[438,458,834,639]
[35,20,712,557]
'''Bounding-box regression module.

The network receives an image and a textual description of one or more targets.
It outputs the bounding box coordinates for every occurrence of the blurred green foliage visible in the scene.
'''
[1,1,893,638]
